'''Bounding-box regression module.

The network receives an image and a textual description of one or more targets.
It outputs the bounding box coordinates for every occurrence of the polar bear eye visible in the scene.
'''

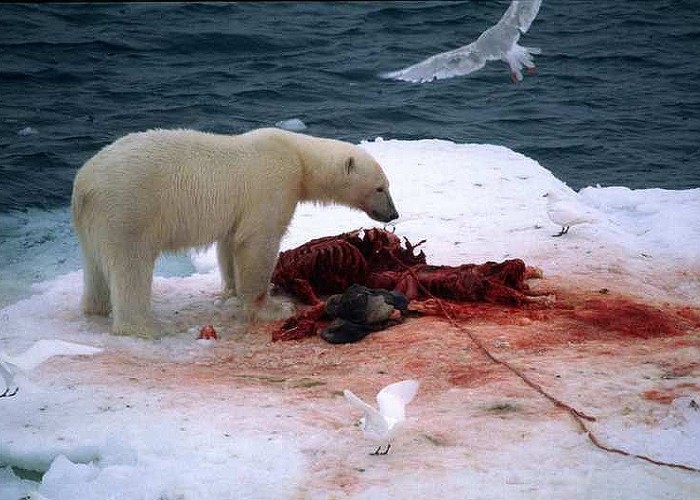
[376,187,384,193]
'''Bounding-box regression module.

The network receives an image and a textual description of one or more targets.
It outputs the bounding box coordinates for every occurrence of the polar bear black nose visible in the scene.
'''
[371,210,398,223]
[382,192,399,222]
[370,204,399,223]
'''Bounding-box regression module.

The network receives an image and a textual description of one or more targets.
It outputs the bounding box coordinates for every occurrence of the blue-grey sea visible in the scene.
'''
[0,1,699,306]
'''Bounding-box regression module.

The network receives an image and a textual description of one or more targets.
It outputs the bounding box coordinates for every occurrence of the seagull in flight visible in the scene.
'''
[344,379,420,455]
[381,0,543,83]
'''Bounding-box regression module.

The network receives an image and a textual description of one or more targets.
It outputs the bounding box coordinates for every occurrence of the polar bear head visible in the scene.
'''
[284,130,399,223]
[340,151,399,223]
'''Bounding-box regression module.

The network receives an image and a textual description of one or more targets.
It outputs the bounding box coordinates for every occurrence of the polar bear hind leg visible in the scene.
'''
[79,239,112,316]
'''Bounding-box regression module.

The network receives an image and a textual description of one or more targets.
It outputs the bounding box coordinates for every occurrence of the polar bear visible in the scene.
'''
[71,128,399,337]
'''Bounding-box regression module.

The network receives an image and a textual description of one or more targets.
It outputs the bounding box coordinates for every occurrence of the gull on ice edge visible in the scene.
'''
[544,190,599,237]
[0,339,102,397]
[381,0,542,83]
[344,379,420,455]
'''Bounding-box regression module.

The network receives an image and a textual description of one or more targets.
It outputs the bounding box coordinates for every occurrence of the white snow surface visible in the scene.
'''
[1,138,699,499]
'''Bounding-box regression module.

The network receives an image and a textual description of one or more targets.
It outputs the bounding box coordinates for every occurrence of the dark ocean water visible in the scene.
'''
[1,1,699,215]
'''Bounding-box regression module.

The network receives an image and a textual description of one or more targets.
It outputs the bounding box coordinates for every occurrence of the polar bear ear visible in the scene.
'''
[344,157,355,175]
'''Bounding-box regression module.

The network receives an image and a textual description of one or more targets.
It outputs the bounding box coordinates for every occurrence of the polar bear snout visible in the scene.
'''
[371,210,399,223]
[368,190,399,223]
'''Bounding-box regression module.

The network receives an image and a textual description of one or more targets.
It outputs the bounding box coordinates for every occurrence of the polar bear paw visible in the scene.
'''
[247,295,295,323]
[112,318,164,339]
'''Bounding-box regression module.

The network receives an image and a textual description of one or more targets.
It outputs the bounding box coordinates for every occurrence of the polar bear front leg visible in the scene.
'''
[217,232,237,298]
[108,248,160,337]
[234,235,293,323]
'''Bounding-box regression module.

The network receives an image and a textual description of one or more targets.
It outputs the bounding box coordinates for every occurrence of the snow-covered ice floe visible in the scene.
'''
[1,138,699,499]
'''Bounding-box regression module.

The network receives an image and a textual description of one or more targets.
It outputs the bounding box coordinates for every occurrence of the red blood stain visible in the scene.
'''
[409,291,700,351]
[570,298,682,339]
[175,259,700,400]
[448,365,505,388]
[272,303,327,342]
[660,362,700,379]
[642,389,676,405]
[642,383,700,405]
[271,286,700,355]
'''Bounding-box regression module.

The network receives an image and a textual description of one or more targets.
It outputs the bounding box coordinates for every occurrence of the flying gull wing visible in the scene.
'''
[500,0,542,33]
[376,379,420,421]
[380,42,486,83]
[344,389,388,435]
[381,0,542,83]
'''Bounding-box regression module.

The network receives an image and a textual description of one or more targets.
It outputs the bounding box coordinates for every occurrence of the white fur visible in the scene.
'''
[71,128,398,336]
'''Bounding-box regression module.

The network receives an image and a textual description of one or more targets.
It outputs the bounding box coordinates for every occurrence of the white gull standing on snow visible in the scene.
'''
[344,379,420,455]
[544,190,599,237]
[381,0,542,83]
